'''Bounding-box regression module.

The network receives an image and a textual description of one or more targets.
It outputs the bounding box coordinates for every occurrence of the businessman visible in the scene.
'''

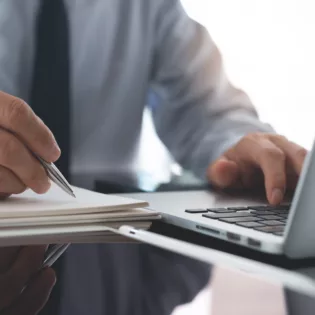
[0,0,307,314]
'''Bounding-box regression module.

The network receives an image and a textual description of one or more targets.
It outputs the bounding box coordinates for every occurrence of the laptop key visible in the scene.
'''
[248,206,268,210]
[254,226,284,233]
[256,215,283,220]
[226,206,249,210]
[236,221,265,228]
[275,205,291,210]
[207,208,236,213]
[202,212,253,219]
[185,209,208,214]
[249,210,276,215]
[265,205,290,211]
[262,220,285,226]
[271,210,289,214]
[219,216,262,223]
[278,214,288,219]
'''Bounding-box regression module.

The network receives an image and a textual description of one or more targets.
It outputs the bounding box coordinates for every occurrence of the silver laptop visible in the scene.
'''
[137,141,315,259]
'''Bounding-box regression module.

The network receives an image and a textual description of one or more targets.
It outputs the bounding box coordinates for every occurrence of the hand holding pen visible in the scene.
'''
[0,92,74,313]
[0,92,74,262]
[0,91,62,198]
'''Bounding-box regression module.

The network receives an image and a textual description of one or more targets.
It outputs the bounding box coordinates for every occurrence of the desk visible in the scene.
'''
[121,190,315,315]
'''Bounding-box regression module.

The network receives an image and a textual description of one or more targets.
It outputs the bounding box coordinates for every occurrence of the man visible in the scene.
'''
[0,0,307,314]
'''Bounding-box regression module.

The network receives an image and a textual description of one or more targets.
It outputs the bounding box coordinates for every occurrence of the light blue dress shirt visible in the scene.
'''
[0,1,273,315]
[0,0,271,186]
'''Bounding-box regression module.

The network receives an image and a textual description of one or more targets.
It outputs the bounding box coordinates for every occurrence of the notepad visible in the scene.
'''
[0,183,160,246]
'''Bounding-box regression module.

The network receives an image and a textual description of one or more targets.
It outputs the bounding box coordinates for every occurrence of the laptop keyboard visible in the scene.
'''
[185,204,291,236]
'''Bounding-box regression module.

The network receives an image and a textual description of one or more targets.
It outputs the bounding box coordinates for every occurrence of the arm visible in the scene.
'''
[150,0,273,180]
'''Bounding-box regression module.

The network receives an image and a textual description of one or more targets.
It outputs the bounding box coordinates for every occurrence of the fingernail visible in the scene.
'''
[271,188,283,204]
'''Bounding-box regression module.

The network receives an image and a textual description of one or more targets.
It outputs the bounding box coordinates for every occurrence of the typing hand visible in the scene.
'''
[0,246,55,315]
[0,91,60,198]
[207,133,307,205]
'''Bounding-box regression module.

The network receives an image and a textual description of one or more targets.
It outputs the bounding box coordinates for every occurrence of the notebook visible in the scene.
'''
[0,183,161,246]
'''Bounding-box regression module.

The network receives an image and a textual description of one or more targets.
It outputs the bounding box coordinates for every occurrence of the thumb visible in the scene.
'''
[207,157,240,188]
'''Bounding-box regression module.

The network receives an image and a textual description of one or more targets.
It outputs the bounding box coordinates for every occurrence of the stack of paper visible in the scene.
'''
[0,184,160,246]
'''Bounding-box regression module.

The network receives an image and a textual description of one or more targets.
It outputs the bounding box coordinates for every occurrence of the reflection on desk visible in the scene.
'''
[172,266,287,315]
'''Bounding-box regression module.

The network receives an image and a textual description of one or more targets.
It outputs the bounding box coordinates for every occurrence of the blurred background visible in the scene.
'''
[138,0,315,193]
[149,0,315,313]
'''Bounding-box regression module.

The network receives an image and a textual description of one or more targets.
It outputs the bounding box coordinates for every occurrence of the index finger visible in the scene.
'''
[258,143,287,204]
[0,91,60,162]
[269,135,308,175]
[233,136,287,204]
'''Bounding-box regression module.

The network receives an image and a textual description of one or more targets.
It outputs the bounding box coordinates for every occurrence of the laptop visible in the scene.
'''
[122,140,315,259]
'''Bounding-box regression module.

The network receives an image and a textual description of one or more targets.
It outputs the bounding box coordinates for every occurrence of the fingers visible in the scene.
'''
[269,135,308,174]
[224,135,287,204]
[3,268,56,315]
[0,91,61,195]
[0,246,46,310]
[207,133,306,204]
[0,129,50,194]
[0,193,11,200]
[259,145,286,205]
[242,137,287,204]
[0,166,26,194]
[207,157,240,189]
[0,91,60,162]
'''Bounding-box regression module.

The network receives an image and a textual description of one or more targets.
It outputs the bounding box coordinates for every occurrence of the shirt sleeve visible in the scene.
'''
[0,1,36,99]
[150,0,274,180]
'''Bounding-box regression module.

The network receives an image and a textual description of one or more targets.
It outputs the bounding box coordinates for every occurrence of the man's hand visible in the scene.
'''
[0,91,60,197]
[207,133,307,205]
[0,246,56,315]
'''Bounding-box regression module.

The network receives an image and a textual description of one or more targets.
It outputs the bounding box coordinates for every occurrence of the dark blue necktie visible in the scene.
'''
[30,1,69,314]
[30,0,70,181]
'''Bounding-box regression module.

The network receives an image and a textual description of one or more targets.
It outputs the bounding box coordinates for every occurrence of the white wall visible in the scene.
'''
[181,0,315,149]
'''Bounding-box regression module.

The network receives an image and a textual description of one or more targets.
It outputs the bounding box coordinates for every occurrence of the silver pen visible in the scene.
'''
[42,244,71,268]
[35,156,74,266]
[37,156,76,198]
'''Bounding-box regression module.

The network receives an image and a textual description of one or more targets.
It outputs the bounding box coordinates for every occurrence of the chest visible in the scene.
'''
[66,1,155,101]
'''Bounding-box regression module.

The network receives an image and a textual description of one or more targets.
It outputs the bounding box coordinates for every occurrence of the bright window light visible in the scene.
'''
[181,0,315,149]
